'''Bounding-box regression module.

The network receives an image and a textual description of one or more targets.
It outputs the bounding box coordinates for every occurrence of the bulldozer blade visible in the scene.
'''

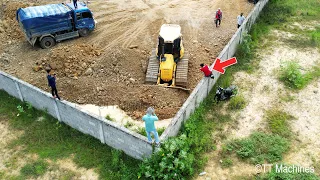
[143,85,190,92]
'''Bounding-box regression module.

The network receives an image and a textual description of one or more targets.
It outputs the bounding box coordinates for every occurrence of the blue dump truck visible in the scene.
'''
[16,2,96,49]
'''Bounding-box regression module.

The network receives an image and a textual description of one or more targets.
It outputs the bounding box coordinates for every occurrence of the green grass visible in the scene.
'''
[228,95,247,111]
[105,114,115,122]
[0,90,141,180]
[124,121,135,128]
[265,109,294,138]
[279,93,296,102]
[20,160,48,178]
[221,158,233,168]
[222,132,290,164]
[279,61,320,89]
[134,127,165,137]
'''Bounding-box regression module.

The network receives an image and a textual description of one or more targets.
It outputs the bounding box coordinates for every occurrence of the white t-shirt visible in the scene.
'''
[237,15,245,25]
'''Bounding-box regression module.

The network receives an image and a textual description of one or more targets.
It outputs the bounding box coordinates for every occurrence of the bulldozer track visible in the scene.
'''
[145,48,159,83]
[175,52,189,87]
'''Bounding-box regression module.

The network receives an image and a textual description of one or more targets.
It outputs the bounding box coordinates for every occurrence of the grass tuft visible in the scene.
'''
[266,109,294,138]
[279,61,320,90]
[228,95,247,111]
[221,158,233,168]
[279,61,308,89]
[222,132,290,164]
[20,160,48,178]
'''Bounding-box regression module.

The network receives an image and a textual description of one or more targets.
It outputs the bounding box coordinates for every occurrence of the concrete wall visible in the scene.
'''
[0,0,268,160]
[0,71,152,160]
[160,0,270,140]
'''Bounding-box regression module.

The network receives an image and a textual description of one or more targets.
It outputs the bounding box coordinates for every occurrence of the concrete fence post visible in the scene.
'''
[99,121,106,143]
[54,100,61,122]
[239,28,243,44]
[207,79,210,96]
[14,81,24,102]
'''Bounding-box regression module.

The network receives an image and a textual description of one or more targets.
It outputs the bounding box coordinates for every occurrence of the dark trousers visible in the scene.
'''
[73,0,77,8]
[216,19,221,27]
[51,86,61,100]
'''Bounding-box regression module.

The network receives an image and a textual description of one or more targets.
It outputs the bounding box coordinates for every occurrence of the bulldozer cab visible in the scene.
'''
[157,24,182,61]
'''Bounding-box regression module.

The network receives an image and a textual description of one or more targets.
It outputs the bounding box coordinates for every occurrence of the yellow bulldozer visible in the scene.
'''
[145,24,189,88]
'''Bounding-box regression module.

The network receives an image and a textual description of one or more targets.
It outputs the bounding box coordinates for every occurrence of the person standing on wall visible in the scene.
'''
[215,8,223,27]
[46,69,61,100]
[71,0,77,8]
[237,13,246,28]
[142,107,160,147]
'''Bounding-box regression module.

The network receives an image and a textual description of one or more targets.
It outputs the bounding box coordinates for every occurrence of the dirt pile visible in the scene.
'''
[0,2,30,41]
[34,44,103,78]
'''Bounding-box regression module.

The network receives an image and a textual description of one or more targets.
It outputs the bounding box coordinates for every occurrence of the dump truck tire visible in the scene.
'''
[79,28,89,37]
[40,36,56,49]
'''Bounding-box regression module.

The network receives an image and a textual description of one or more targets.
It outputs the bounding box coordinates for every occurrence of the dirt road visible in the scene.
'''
[0,0,253,119]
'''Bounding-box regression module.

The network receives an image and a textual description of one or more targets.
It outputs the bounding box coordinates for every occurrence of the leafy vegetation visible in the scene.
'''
[279,61,320,89]
[139,94,218,179]
[221,158,233,168]
[139,135,194,180]
[20,160,48,178]
[105,114,115,121]
[266,109,294,138]
[228,95,247,110]
[222,132,290,164]
[134,127,166,137]
[279,61,309,89]
[124,121,135,128]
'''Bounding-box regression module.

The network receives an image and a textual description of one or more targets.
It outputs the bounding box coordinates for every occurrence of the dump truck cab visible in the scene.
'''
[65,2,96,35]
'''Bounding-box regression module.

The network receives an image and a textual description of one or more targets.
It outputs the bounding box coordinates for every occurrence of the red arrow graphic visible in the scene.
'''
[213,57,237,74]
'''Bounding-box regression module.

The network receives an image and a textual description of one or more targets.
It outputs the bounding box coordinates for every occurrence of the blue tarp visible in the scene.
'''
[17,4,73,38]
[17,4,70,21]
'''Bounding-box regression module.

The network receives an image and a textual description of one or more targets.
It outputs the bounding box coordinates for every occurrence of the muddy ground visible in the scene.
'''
[0,0,253,120]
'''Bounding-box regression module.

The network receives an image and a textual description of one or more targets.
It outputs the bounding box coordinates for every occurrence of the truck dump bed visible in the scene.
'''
[17,4,73,41]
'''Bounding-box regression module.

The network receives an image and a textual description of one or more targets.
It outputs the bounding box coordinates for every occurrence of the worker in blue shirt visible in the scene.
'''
[46,69,61,100]
[142,107,160,146]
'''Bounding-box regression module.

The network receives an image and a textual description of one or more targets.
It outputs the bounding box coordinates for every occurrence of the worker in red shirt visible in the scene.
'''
[200,63,215,79]
[215,8,222,27]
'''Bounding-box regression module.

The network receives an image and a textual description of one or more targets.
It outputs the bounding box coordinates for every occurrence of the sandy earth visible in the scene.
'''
[0,0,254,121]
[196,28,320,179]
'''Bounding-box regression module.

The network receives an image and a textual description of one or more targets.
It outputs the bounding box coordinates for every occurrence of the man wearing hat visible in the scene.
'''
[142,107,160,146]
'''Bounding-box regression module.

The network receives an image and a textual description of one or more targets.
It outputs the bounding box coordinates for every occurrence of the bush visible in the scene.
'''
[279,61,308,89]
[266,109,294,138]
[228,95,247,110]
[221,158,233,168]
[134,127,165,137]
[224,132,290,164]
[20,160,48,177]
[138,134,194,180]
[258,164,320,180]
